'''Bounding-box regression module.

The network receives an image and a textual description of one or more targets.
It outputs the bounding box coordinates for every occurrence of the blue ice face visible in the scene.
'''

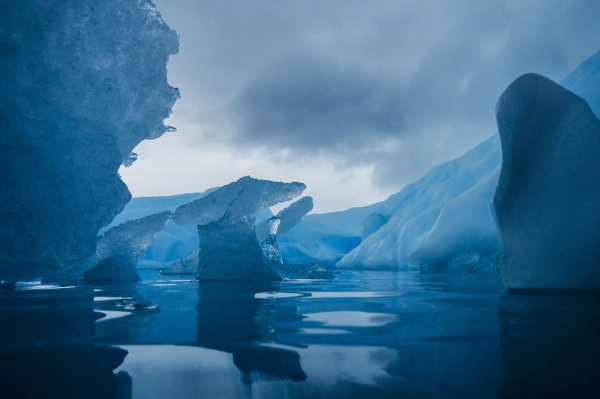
[0,0,179,281]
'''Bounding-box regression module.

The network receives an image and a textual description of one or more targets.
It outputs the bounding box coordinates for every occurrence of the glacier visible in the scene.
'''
[172,177,309,281]
[494,74,600,292]
[0,0,178,282]
[81,211,171,283]
[281,50,600,272]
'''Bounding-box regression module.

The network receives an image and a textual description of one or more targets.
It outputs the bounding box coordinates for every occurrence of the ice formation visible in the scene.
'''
[103,191,212,264]
[161,250,200,275]
[493,74,600,291]
[256,197,314,243]
[256,196,314,264]
[258,196,333,279]
[81,211,171,283]
[282,50,600,272]
[336,135,502,270]
[0,1,178,281]
[172,177,308,281]
[409,168,500,272]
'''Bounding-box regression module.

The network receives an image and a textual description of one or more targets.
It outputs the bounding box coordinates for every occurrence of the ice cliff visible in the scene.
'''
[0,0,178,281]
[494,74,600,291]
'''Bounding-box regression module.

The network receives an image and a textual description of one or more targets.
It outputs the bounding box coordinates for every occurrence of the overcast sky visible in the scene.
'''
[121,0,600,213]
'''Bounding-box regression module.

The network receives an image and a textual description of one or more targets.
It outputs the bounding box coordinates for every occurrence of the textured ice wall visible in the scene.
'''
[494,74,600,291]
[0,1,179,281]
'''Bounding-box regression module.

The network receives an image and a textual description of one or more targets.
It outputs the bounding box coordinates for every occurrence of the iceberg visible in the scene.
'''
[0,0,178,281]
[82,211,171,283]
[337,135,502,270]
[409,168,500,272]
[286,50,600,272]
[493,74,600,292]
[172,177,307,281]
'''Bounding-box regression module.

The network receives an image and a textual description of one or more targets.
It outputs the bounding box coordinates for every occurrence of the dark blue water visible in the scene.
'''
[1,269,599,398]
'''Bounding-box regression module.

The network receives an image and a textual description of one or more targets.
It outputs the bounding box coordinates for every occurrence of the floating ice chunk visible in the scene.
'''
[172,177,305,281]
[0,1,178,281]
[494,74,600,292]
[82,211,171,283]
[304,311,398,327]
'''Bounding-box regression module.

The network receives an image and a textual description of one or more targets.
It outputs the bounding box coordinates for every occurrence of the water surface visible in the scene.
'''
[1,269,598,398]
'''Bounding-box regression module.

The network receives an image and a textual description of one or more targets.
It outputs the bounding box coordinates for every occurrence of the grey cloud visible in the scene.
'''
[231,54,404,153]
[155,0,600,191]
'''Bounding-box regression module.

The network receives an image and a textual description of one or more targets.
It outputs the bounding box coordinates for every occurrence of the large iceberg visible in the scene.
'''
[493,74,600,291]
[172,177,307,281]
[282,50,600,272]
[81,211,171,283]
[0,0,178,281]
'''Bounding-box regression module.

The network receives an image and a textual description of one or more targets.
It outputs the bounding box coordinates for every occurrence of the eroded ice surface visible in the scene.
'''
[0,0,178,281]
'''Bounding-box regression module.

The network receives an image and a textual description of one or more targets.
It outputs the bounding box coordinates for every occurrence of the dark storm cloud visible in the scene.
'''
[232,54,404,152]
[155,0,600,190]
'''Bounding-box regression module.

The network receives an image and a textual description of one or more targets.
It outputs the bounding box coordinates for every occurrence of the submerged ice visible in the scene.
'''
[0,0,178,281]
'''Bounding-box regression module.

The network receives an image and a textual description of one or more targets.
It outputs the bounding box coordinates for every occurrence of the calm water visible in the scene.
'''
[1,269,599,398]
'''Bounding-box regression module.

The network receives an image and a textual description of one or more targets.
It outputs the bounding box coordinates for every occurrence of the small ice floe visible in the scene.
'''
[115,299,159,311]
[300,328,350,335]
[93,296,131,302]
[95,310,132,322]
[16,282,75,291]
[255,292,304,299]
[307,292,401,299]
[304,311,397,327]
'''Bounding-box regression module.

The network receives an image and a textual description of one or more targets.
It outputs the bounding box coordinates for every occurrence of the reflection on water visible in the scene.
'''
[0,270,599,398]
[499,294,600,399]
